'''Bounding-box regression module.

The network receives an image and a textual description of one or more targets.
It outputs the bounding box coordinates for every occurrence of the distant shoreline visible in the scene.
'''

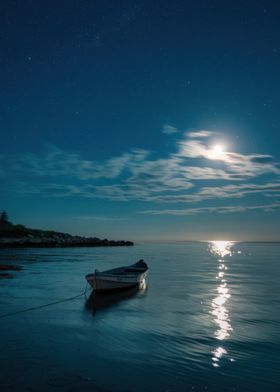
[0,240,134,249]
[0,219,134,248]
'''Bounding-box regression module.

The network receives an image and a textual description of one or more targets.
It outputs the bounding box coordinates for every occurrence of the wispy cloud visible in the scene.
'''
[5,145,150,181]
[162,124,179,134]
[177,135,278,178]
[76,215,127,221]
[192,182,280,202]
[2,130,280,215]
[188,130,215,138]
[141,202,280,216]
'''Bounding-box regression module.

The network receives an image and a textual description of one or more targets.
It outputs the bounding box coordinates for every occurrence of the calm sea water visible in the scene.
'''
[0,242,279,392]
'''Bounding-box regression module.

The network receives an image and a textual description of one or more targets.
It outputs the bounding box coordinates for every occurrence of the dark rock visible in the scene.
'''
[0,220,134,248]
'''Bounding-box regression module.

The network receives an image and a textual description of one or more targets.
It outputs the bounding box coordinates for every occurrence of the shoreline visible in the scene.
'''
[0,239,134,248]
[0,220,134,249]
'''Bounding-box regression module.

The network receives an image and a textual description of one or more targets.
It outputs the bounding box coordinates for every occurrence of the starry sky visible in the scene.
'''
[1,0,280,241]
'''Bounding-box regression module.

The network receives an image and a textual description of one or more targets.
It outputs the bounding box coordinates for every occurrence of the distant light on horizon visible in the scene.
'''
[209,240,234,258]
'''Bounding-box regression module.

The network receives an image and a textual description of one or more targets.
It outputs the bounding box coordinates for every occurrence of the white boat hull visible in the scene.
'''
[86,271,148,292]
[86,260,148,292]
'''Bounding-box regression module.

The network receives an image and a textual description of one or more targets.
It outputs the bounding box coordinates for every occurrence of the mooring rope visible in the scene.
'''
[0,282,89,320]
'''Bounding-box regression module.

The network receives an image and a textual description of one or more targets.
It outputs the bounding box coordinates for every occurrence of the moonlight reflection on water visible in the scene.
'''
[209,241,234,367]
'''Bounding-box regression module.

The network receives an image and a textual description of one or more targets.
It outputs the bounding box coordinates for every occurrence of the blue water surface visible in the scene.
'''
[0,241,279,391]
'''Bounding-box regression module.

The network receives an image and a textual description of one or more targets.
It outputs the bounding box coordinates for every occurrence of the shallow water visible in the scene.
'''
[0,242,279,391]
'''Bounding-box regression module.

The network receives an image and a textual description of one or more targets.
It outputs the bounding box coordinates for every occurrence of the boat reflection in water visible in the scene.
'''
[85,280,147,314]
[208,241,234,367]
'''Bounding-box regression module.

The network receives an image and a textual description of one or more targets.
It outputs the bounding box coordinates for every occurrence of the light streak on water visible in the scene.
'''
[209,241,234,367]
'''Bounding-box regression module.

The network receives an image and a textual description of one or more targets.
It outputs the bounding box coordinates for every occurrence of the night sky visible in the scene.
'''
[1,0,280,241]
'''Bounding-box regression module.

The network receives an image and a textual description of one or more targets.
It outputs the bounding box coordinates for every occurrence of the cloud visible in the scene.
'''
[177,134,279,179]
[125,182,280,204]
[250,156,275,164]
[76,215,127,221]
[188,130,216,138]
[2,130,280,214]
[162,124,179,134]
[141,202,280,216]
[5,145,150,180]
[193,182,280,202]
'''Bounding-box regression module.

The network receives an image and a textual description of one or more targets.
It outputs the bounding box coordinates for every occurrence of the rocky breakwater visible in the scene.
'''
[0,221,134,248]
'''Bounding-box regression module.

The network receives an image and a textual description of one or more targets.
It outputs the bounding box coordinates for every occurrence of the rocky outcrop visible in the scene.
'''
[0,237,134,248]
[0,221,134,248]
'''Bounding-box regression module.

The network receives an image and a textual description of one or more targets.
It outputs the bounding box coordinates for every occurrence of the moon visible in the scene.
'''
[210,144,225,159]
[213,144,223,154]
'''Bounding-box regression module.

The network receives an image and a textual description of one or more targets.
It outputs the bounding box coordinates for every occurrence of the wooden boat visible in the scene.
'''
[85,259,148,292]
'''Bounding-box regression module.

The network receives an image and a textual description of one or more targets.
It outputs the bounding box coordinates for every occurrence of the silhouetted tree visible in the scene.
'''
[0,211,9,222]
